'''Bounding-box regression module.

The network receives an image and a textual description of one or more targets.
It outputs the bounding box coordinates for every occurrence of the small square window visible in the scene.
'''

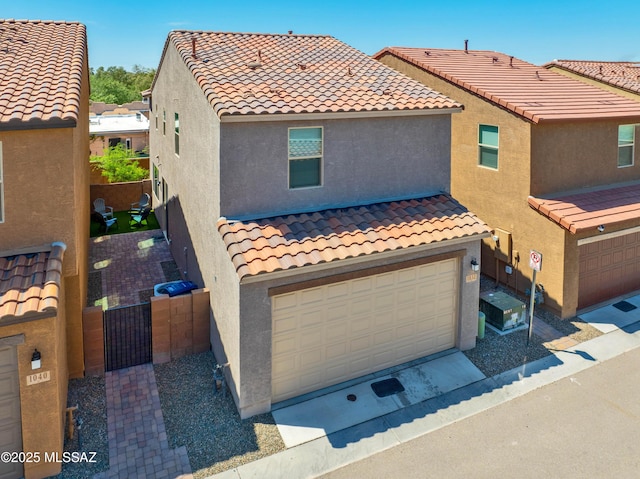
[478,124,499,169]
[174,113,180,156]
[288,127,322,188]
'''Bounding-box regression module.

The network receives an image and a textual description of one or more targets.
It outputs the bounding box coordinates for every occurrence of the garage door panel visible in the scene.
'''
[272,259,459,402]
[0,346,22,479]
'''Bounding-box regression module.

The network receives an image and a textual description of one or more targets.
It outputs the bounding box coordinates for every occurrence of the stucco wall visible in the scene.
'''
[531,121,640,196]
[219,115,452,219]
[235,239,483,418]
[0,313,66,479]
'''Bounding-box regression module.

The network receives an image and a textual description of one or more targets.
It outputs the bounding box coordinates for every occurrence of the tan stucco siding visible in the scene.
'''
[0,314,67,479]
[531,121,640,196]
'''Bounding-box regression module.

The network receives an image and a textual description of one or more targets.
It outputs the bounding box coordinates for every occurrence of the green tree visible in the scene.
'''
[90,65,156,104]
[90,144,149,183]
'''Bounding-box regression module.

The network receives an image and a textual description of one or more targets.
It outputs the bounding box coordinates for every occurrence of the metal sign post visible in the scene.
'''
[527,250,542,346]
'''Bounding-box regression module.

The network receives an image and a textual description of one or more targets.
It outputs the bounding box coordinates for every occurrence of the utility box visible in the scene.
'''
[479,291,526,331]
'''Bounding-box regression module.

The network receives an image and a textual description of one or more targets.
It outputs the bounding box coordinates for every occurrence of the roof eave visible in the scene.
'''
[218,107,463,123]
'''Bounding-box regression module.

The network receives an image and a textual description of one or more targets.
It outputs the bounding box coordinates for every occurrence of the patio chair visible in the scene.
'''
[93,198,114,219]
[91,211,118,233]
[130,193,150,214]
[129,206,152,227]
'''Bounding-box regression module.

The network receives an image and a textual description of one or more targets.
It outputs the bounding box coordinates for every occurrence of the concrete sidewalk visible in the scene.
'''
[210,299,640,479]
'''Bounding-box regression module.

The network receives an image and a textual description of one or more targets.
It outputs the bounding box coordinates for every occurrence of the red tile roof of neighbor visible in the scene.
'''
[218,195,491,279]
[374,47,640,124]
[546,60,640,95]
[162,31,462,119]
[0,243,65,322]
[0,19,86,129]
[528,183,640,234]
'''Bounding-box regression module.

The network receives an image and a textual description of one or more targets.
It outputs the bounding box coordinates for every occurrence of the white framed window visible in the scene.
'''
[618,124,635,167]
[162,109,166,136]
[288,127,322,189]
[174,113,180,156]
[478,124,499,169]
[0,142,3,223]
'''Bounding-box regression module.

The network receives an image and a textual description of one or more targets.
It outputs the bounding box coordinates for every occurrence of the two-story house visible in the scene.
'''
[0,20,90,479]
[375,47,640,319]
[150,31,490,418]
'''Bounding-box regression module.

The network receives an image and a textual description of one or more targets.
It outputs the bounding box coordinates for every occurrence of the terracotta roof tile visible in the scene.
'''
[163,31,461,119]
[528,183,640,234]
[0,243,65,321]
[547,60,640,95]
[0,19,86,129]
[375,48,640,124]
[218,195,490,279]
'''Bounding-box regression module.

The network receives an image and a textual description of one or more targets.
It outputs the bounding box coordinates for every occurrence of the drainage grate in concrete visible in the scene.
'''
[613,300,637,313]
[370,377,405,398]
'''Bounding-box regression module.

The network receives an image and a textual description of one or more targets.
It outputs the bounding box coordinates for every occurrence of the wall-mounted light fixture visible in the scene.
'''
[31,349,41,370]
[598,225,605,233]
[471,258,480,272]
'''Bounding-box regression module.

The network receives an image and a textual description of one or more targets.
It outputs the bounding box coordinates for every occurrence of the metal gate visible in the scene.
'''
[104,302,152,372]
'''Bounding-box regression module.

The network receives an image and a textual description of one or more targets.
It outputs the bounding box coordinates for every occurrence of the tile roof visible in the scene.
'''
[161,31,461,119]
[218,195,491,279]
[0,19,87,129]
[528,183,640,234]
[0,243,65,322]
[546,60,640,95]
[375,47,640,124]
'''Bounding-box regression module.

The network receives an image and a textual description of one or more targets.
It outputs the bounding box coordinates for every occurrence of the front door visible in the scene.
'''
[0,345,23,479]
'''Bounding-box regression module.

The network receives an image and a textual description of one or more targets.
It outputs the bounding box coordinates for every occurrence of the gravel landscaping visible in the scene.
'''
[56,376,108,478]
[154,351,286,478]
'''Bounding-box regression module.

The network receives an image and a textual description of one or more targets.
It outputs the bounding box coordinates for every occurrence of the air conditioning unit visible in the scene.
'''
[479,291,526,331]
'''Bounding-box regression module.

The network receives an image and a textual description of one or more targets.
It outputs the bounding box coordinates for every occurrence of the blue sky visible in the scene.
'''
[3,0,639,70]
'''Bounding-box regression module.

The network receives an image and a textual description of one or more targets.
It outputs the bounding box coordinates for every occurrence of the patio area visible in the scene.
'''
[88,229,181,308]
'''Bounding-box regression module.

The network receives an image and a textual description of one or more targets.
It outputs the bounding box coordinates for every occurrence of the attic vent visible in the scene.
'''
[424,51,430,56]
[248,50,263,69]
[382,89,393,96]
[347,66,353,76]
[297,63,307,70]
[535,70,543,81]
[492,56,498,63]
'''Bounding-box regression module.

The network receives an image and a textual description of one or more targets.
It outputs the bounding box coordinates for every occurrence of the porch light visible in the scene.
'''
[31,349,41,370]
[598,225,605,233]
[471,258,480,272]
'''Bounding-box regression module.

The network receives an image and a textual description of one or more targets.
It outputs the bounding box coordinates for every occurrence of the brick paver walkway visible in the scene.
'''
[94,364,193,479]
[533,317,580,350]
[89,230,175,308]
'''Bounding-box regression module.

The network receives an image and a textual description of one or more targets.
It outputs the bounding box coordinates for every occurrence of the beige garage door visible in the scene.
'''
[0,345,22,479]
[272,259,458,403]
[579,233,640,309]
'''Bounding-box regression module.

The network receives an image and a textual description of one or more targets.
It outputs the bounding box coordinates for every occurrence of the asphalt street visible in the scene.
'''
[320,346,640,479]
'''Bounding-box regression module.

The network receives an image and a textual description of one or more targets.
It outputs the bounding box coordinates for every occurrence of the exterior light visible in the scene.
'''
[471,258,480,272]
[31,349,41,370]
[598,225,605,233]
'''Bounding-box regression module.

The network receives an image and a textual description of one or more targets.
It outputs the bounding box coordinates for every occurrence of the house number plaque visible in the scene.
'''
[26,370,51,386]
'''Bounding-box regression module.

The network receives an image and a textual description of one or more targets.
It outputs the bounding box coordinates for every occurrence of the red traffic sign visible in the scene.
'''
[529,250,542,271]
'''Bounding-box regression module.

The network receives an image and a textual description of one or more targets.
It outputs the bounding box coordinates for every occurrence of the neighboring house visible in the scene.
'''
[150,31,490,418]
[89,112,150,183]
[375,47,640,319]
[545,60,640,102]
[90,100,150,117]
[0,19,90,479]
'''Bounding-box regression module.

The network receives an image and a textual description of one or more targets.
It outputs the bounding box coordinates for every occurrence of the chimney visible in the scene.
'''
[464,39,468,53]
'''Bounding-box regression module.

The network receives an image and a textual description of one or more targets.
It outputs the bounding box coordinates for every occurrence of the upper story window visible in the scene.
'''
[478,124,499,169]
[288,127,322,189]
[174,113,180,156]
[618,124,635,168]
[155,104,158,130]
[0,142,3,223]
[162,109,166,136]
